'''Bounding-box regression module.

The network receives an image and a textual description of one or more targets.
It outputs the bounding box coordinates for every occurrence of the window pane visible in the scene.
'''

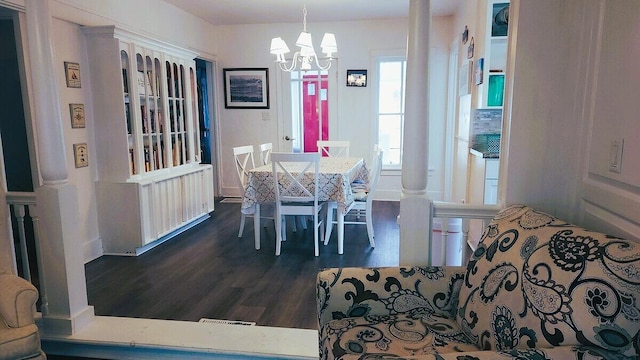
[377,57,406,167]
[378,62,403,113]
[378,114,402,165]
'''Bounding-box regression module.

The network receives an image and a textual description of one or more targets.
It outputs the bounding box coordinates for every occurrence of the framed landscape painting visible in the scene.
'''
[223,68,269,109]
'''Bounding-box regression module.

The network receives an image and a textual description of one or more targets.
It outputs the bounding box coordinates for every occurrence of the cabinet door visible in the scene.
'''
[484,179,498,205]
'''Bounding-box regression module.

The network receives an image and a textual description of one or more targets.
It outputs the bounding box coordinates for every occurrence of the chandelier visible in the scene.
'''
[270,6,337,72]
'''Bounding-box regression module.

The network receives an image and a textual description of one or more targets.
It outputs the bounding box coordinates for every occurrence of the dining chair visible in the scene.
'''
[324,145,383,248]
[258,142,273,166]
[233,145,275,238]
[271,152,325,256]
[317,140,350,157]
[259,142,306,231]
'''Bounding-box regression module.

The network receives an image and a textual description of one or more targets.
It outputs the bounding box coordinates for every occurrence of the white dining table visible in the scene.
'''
[241,156,369,254]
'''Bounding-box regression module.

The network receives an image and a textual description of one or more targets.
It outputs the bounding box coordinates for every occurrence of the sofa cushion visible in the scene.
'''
[321,312,478,359]
[457,205,640,357]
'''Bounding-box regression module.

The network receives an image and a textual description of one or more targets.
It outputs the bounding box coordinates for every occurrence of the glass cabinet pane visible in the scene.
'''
[121,50,136,175]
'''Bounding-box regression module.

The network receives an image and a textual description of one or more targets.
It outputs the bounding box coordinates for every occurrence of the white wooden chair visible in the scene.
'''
[271,152,325,256]
[258,142,273,166]
[317,140,350,157]
[324,145,383,248]
[233,145,275,238]
[259,142,306,231]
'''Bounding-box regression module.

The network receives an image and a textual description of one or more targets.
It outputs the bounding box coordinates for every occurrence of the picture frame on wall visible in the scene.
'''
[64,61,81,88]
[346,69,367,87]
[223,68,270,109]
[475,58,484,85]
[459,61,472,96]
[69,103,86,128]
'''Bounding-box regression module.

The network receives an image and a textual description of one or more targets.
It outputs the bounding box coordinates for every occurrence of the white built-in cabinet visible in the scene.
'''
[83,26,214,255]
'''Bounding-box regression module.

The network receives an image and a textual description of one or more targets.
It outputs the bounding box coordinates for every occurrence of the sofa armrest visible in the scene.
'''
[317,266,466,328]
[0,273,38,328]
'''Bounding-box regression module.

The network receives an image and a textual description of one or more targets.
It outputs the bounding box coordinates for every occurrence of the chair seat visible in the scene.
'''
[320,313,479,359]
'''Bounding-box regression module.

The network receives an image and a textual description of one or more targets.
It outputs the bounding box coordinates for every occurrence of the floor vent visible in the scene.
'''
[198,318,256,326]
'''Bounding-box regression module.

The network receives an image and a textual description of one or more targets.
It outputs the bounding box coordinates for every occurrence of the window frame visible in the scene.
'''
[373,52,407,171]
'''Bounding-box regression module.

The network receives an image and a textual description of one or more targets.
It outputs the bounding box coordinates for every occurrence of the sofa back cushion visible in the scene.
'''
[456,205,640,357]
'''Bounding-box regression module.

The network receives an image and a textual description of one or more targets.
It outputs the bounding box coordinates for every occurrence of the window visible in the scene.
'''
[377,57,406,168]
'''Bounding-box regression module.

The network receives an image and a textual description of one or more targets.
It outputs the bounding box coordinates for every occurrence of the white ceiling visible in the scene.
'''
[163,0,462,26]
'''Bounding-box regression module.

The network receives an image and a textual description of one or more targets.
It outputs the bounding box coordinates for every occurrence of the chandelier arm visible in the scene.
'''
[313,56,333,71]
[278,52,301,72]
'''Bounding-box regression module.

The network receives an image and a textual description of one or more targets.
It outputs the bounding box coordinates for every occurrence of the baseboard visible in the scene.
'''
[83,237,103,264]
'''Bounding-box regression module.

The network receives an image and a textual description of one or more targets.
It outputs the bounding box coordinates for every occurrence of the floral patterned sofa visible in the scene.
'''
[317,205,640,359]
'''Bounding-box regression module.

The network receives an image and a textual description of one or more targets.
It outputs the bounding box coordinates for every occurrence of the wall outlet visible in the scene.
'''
[608,138,623,174]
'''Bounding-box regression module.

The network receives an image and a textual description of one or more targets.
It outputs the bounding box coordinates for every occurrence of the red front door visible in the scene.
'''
[302,74,328,153]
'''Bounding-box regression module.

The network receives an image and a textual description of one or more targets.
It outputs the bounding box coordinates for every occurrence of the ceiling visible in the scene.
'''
[163,0,462,26]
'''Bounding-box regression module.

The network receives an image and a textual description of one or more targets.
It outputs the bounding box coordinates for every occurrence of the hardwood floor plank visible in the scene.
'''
[85,200,400,329]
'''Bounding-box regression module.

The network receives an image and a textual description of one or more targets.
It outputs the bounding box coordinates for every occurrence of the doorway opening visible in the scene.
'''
[288,70,329,153]
[195,58,219,194]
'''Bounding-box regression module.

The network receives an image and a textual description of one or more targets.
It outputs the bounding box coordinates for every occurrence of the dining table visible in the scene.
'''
[241,156,369,255]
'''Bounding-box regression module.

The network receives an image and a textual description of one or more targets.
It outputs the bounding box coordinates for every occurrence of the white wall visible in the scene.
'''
[215,16,454,201]
[504,0,640,240]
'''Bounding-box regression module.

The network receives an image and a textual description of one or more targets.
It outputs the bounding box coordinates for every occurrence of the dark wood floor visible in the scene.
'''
[84,200,400,330]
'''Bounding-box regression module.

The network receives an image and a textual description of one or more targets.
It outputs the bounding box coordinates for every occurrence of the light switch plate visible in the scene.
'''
[608,138,623,173]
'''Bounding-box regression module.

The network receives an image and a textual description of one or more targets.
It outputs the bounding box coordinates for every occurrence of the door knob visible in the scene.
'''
[284,135,295,141]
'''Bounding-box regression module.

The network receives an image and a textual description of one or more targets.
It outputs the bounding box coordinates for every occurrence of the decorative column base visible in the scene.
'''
[35,184,94,335]
[399,191,433,266]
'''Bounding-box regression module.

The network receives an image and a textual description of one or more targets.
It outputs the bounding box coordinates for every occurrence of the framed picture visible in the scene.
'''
[467,37,475,59]
[459,61,472,96]
[346,69,367,87]
[73,143,89,168]
[461,25,469,44]
[69,103,85,128]
[223,68,269,109]
[475,58,485,85]
[64,61,81,88]
[492,3,510,37]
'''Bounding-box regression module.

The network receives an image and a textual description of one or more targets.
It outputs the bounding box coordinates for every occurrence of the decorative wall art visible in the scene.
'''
[346,69,367,87]
[475,58,484,85]
[69,103,85,128]
[467,37,474,59]
[73,143,89,168]
[492,3,510,37]
[64,61,81,88]
[223,68,269,109]
[459,61,472,96]
[462,25,469,44]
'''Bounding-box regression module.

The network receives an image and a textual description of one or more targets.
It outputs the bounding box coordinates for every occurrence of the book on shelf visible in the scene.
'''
[122,68,129,94]
[144,146,150,172]
[129,148,135,175]
[172,139,182,166]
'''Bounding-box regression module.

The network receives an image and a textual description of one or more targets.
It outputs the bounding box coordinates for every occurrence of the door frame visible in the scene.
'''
[276,62,338,152]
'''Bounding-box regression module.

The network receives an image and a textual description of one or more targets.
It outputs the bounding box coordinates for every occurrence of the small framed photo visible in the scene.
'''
[73,143,89,168]
[475,58,484,85]
[346,69,367,87]
[223,68,269,109]
[467,37,475,59]
[69,103,85,128]
[64,61,81,88]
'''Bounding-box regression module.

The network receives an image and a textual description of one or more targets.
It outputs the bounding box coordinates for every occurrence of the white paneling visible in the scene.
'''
[588,0,640,187]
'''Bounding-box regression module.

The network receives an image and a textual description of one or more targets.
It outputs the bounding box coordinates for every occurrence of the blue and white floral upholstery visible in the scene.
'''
[317,205,640,359]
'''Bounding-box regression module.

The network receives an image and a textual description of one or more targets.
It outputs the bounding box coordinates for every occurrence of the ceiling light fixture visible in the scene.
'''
[270,5,337,72]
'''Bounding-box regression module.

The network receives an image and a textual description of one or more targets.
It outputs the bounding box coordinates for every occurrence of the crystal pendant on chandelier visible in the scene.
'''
[270,6,337,72]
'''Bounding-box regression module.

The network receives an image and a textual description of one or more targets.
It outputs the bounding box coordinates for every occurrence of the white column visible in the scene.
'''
[25,0,94,334]
[399,0,433,266]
